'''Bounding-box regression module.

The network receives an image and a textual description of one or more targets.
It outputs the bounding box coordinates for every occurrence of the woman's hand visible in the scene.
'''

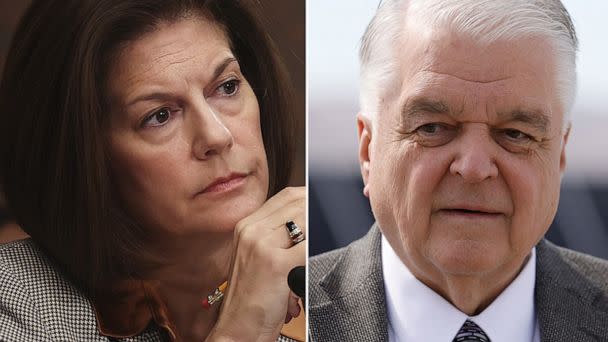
[207,187,306,342]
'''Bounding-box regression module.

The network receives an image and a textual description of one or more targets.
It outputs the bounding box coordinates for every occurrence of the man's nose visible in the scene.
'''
[191,102,234,160]
[449,125,499,183]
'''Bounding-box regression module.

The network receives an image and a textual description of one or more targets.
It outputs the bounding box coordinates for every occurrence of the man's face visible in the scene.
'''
[359,28,569,280]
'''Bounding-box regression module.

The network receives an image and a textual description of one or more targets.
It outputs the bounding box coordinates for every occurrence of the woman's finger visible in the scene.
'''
[260,216,307,250]
[235,187,304,230]
[277,239,306,267]
[265,197,306,231]
[236,197,305,249]
[287,292,301,318]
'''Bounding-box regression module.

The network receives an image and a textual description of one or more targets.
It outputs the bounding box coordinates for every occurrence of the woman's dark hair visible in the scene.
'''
[0,0,295,296]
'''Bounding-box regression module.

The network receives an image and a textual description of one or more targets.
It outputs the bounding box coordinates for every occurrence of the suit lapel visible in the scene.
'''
[311,232,608,341]
[535,239,608,341]
[310,224,389,342]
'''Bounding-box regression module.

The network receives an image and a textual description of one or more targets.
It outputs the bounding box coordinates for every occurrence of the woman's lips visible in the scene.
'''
[201,174,248,194]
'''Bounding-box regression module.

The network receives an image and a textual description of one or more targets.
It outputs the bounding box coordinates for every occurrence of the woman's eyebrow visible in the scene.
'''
[210,56,238,81]
[125,57,239,107]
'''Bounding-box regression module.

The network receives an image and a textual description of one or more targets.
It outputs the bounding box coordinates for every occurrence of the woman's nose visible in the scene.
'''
[191,103,234,160]
[449,125,499,183]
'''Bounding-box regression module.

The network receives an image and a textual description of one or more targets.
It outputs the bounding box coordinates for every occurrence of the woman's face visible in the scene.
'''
[106,17,269,236]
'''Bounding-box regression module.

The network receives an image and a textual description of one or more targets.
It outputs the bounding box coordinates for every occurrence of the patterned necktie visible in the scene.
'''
[452,319,491,342]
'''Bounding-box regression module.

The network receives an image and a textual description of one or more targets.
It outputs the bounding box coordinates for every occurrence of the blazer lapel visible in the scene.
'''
[535,239,608,341]
[309,224,389,342]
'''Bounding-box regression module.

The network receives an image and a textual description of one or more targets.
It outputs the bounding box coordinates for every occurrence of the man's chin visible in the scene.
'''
[427,240,509,276]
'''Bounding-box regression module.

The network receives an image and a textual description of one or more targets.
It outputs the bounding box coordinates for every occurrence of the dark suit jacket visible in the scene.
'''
[309,224,608,342]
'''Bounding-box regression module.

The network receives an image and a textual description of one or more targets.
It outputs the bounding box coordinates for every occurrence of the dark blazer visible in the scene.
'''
[309,224,608,342]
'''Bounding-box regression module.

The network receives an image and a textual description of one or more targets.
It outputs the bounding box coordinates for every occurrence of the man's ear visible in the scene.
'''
[560,123,571,173]
[357,113,373,197]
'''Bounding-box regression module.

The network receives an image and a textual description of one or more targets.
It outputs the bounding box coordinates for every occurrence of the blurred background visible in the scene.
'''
[0,0,305,240]
[309,0,608,258]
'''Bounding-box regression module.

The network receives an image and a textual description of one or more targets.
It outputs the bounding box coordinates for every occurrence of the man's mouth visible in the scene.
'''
[439,207,503,218]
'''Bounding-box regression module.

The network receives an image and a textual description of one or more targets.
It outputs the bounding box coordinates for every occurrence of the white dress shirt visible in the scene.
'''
[381,236,540,342]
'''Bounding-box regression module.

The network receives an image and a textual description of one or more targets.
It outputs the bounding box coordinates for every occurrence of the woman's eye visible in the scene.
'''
[142,107,171,127]
[217,79,240,96]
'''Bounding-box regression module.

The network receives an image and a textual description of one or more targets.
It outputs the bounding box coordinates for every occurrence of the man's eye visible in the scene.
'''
[410,123,457,147]
[142,107,171,127]
[503,129,531,141]
[217,79,240,96]
[417,123,445,134]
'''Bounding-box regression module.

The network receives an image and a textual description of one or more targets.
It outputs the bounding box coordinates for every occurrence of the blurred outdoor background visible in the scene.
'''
[309,1,608,258]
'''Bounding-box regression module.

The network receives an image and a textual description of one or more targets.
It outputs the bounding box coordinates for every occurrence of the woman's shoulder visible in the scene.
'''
[0,239,168,341]
[0,238,52,276]
[0,239,107,341]
[0,239,52,339]
[0,238,55,289]
[0,238,75,295]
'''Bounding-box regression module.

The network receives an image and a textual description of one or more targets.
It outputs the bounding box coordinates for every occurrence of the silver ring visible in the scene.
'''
[286,220,305,245]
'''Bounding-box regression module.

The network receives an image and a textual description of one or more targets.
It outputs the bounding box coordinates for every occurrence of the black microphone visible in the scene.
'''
[287,266,305,299]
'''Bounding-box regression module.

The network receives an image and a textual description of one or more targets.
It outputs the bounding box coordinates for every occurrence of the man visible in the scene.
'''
[309,0,608,341]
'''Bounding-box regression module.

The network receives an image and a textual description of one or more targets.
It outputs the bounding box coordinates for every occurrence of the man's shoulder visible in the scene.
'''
[309,244,351,307]
[310,246,348,282]
[309,225,384,306]
[535,240,608,339]
[308,226,390,341]
[539,240,608,289]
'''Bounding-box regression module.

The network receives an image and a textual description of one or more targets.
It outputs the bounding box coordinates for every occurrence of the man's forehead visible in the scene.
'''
[398,24,556,83]
[391,27,561,120]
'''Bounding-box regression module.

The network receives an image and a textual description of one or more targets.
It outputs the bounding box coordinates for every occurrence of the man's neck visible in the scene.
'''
[398,247,531,316]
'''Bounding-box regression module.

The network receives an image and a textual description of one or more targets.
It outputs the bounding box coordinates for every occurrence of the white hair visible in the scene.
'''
[359,0,578,128]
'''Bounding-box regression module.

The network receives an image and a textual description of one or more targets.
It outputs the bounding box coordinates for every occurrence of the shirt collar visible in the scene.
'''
[381,235,537,342]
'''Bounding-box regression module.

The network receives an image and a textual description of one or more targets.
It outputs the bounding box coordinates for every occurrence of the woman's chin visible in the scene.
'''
[187,198,265,234]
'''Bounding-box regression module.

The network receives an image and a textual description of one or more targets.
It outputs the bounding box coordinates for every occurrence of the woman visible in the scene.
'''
[0,195,28,243]
[0,0,304,341]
